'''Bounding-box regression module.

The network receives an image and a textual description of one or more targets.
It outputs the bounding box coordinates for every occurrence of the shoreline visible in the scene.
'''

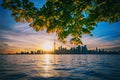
[0,53,120,55]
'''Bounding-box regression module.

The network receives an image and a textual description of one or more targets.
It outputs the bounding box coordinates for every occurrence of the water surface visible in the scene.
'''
[0,54,120,80]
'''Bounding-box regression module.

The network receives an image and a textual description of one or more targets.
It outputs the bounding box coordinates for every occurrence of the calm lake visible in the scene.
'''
[0,54,120,80]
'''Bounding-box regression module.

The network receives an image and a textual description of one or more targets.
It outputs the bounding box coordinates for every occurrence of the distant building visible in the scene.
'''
[37,50,41,54]
[19,45,119,54]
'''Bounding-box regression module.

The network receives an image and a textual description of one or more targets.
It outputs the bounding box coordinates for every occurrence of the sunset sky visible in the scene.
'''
[0,0,120,53]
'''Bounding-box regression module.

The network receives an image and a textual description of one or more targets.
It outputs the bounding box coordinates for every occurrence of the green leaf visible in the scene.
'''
[1,0,120,45]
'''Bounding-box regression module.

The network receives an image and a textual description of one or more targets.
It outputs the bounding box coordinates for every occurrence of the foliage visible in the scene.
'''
[1,0,120,45]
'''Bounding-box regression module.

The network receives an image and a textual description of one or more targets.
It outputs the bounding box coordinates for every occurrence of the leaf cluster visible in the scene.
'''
[1,0,120,45]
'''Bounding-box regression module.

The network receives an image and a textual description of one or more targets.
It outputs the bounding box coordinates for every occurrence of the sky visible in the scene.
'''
[0,0,120,54]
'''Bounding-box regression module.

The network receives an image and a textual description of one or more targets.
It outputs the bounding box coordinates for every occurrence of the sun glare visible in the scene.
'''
[42,41,53,51]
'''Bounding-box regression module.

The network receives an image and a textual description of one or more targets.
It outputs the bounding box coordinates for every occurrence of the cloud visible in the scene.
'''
[82,36,120,51]
[0,42,25,54]
[0,42,9,53]
[0,21,120,53]
[0,43,8,48]
[0,23,56,53]
[106,47,120,51]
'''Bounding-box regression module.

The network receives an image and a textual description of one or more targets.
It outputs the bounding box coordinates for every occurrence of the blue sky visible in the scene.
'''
[0,0,120,53]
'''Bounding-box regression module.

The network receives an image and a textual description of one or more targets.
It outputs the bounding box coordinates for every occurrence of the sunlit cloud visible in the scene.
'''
[0,23,57,53]
[0,0,120,54]
[82,36,120,50]
[0,21,120,53]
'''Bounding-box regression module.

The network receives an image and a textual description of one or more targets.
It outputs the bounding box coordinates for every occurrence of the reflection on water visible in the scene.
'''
[0,54,120,80]
[42,54,54,77]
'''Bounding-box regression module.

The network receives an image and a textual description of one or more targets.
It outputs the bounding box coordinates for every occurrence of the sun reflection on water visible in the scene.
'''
[43,54,52,77]
[0,55,119,80]
[34,54,61,77]
[45,54,50,64]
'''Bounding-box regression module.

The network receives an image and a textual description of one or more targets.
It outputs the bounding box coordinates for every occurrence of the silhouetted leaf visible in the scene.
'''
[1,0,120,44]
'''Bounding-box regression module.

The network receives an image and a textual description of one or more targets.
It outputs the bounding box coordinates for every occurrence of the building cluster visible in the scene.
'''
[55,45,120,54]
[17,45,120,54]
[17,50,43,54]
[56,45,89,54]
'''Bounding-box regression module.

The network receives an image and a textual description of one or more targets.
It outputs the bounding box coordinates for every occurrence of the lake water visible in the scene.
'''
[0,54,120,80]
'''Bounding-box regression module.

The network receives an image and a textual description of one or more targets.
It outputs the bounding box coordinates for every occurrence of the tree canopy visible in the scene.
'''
[1,0,120,45]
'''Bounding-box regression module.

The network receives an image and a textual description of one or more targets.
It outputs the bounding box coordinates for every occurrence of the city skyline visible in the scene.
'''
[15,45,120,55]
[0,0,120,54]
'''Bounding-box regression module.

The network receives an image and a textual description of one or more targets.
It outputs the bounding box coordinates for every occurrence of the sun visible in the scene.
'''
[42,42,53,51]
[43,45,52,51]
